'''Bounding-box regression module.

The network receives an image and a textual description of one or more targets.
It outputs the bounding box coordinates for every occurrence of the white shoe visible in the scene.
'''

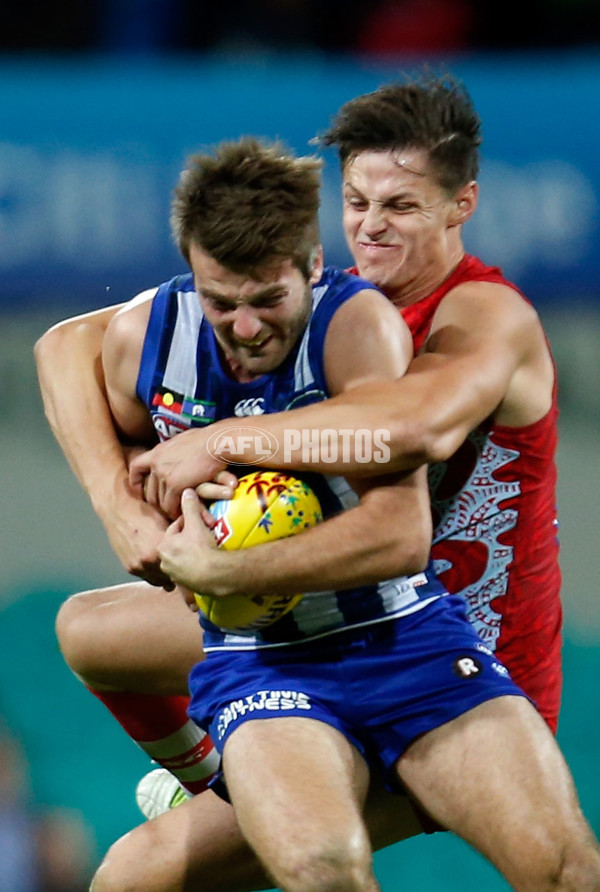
[135,767,192,820]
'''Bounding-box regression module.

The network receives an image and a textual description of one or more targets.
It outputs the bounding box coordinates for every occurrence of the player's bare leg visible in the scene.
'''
[222,717,379,892]
[397,695,600,891]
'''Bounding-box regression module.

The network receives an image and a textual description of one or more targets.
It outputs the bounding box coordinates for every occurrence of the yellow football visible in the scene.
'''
[194,471,323,632]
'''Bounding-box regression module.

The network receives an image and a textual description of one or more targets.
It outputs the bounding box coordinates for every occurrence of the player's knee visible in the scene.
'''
[552,836,600,891]
[88,833,154,892]
[274,831,373,892]
[88,844,125,892]
[55,593,88,668]
[511,830,600,891]
[89,856,136,892]
[91,821,205,892]
[55,590,105,678]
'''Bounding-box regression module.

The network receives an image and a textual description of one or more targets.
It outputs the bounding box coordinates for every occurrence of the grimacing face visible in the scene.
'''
[190,242,322,381]
[342,148,466,303]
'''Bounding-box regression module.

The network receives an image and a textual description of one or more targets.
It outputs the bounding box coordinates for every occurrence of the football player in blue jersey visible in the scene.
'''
[36,134,600,892]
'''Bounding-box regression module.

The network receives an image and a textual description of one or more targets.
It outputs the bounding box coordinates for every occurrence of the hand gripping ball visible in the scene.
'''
[194,471,322,632]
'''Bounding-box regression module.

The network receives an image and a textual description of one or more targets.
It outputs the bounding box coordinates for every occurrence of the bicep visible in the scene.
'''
[422,283,552,426]
[398,284,536,460]
[419,285,532,414]
[324,289,413,397]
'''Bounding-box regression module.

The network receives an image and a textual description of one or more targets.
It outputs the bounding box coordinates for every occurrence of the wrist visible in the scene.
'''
[200,548,244,598]
[91,468,140,522]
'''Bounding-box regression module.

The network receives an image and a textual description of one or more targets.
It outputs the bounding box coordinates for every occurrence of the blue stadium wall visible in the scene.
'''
[0,51,598,314]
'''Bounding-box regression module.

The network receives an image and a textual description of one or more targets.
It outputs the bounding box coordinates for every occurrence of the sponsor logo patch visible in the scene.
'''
[234,397,265,417]
[452,656,483,678]
[216,690,312,739]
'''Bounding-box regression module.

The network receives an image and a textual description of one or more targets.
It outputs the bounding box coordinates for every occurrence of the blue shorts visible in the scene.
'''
[188,595,528,785]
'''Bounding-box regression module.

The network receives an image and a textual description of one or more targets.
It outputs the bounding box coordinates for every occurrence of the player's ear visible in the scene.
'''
[448,181,478,227]
[308,245,324,285]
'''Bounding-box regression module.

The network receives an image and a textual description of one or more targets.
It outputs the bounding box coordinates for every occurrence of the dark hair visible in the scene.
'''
[321,72,481,194]
[171,137,322,278]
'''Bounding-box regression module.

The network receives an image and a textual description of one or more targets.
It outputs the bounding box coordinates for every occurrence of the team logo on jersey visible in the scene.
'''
[152,413,189,441]
[452,656,483,678]
[234,397,265,417]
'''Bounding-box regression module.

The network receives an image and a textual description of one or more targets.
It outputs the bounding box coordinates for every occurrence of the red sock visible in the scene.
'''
[89,690,219,794]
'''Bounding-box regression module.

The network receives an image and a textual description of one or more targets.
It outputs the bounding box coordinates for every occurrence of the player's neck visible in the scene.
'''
[386,252,465,308]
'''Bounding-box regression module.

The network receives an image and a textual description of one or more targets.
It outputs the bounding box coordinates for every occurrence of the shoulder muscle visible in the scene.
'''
[324,288,412,397]
[424,280,554,425]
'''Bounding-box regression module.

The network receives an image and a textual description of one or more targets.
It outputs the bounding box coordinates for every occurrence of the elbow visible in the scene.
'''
[389,417,464,468]
[35,317,107,390]
[34,326,60,370]
[380,540,429,580]
[34,321,77,376]
[398,525,431,577]
[377,515,431,580]
[419,427,464,465]
[34,326,68,412]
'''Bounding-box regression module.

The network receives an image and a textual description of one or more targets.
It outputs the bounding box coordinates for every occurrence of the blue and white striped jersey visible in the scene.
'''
[136,265,446,650]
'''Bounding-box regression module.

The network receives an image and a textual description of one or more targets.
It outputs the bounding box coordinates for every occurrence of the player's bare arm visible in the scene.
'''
[158,288,433,597]
[99,295,179,585]
[35,303,173,586]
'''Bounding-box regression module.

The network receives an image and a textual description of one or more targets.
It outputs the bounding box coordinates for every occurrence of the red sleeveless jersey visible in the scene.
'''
[357,255,563,730]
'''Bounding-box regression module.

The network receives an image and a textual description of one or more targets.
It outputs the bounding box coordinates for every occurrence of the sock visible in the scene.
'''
[88,690,219,794]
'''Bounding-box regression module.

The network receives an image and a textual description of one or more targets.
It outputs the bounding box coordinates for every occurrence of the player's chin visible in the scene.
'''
[356,253,395,281]
[246,347,287,375]
[356,244,402,274]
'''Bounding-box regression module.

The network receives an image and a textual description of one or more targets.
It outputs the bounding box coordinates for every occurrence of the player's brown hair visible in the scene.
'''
[171,137,322,278]
[321,71,481,195]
